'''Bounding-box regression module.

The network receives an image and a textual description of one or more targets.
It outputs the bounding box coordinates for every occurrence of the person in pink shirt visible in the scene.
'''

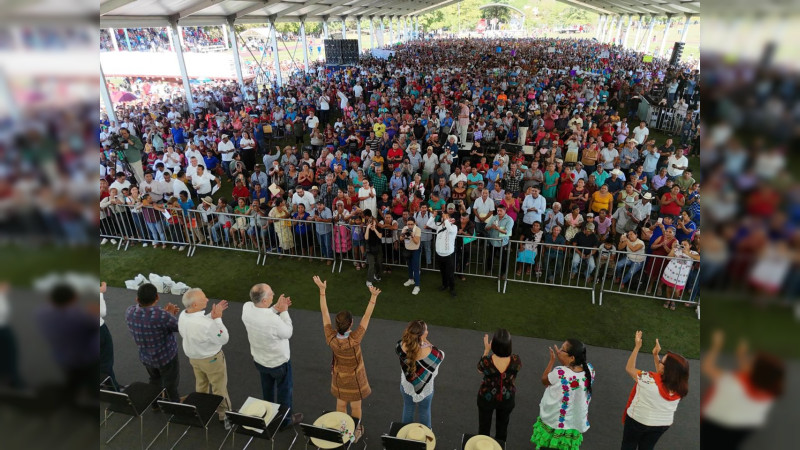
[593,209,612,241]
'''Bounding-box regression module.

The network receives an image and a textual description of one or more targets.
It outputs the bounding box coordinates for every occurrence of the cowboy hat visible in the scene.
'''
[239,400,274,432]
[396,423,436,450]
[611,169,623,176]
[312,411,354,449]
[642,192,653,200]
[464,434,502,450]
[201,196,214,206]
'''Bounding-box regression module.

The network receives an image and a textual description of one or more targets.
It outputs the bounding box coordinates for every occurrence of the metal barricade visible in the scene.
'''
[503,240,602,304]
[189,209,265,263]
[102,203,193,254]
[256,216,337,266]
[647,105,684,135]
[597,251,701,319]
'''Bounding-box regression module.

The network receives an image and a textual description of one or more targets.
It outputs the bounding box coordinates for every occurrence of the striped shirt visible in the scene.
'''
[396,341,445,402]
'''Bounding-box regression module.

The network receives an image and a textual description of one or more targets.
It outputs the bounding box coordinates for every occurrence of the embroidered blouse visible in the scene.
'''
[477,354,522,403]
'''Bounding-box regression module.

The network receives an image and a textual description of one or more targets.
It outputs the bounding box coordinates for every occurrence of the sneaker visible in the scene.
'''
[101,238,108,245]
[403,279,415,287]
[366,281,373,288]
[412,286,420,295]
[171,245,177,250]
[142,243,148,247]
[110,239,118,245]
[373,275,382,282]
[178,246,186,252]
[220,417,232,430]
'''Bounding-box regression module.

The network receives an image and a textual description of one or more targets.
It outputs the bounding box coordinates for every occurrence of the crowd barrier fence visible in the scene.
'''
[99,205,700,318]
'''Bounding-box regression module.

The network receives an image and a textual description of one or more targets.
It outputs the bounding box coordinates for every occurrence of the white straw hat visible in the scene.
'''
[464,434,503,450]
[396,423,436,450]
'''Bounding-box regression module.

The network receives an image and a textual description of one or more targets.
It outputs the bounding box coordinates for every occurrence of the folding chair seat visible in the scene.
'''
[151,392,224,450]
[220,400,293,450]
[100,382,164,449]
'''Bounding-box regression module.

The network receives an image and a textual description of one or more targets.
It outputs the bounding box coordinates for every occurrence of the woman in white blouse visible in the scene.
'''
[622,331,689,450]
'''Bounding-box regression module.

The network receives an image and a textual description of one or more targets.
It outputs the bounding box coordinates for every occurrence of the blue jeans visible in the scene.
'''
[211,222,229,244]
[615,257,644,285]
[145,221,166,245]
[317,232,332,258]
[255,361,294,426]
[400,385,433,428]
[571,253,596,279]
[407,248,421,286]
[420,240,433,265]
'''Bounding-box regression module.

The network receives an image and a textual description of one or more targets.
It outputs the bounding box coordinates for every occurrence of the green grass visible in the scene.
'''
[0,246,98,286]
[100,245,700,358]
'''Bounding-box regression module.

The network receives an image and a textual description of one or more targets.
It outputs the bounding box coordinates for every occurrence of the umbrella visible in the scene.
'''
[111,91,138,103]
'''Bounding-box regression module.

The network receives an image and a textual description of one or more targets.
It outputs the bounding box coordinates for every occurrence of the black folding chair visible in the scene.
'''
[100,382,165,449]
[460,434,506,450]
[299,411,361,450]
[381,421,427,450]
[151,392,224,450]
[219,403,294,450]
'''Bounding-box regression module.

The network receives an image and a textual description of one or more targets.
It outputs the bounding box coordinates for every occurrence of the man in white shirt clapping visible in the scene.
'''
[177,289,232,429]
[242,284,303,428]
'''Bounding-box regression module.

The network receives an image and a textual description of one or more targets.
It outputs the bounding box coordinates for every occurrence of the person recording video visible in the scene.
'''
[400,217,423,295]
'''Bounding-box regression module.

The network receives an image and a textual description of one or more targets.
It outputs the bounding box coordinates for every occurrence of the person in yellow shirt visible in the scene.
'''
[589,184,614,215]
[373,122,386,138]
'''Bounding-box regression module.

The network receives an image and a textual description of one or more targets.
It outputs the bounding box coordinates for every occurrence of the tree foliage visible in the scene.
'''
[419,0,597,32]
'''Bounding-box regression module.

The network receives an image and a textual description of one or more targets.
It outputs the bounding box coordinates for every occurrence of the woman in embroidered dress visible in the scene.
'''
[477,328,522,443]
[531,338,595,450]
[314,276,380,441]
[661,240,701,309]
[396,320,445,428]
[621,330,689,450]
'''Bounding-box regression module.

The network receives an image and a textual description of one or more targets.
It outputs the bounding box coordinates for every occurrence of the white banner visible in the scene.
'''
[371,48,395,60]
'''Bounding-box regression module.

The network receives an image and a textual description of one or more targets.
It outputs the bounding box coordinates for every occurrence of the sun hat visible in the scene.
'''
[464,435,502,450]
[396,423,436,450]
[625,196,635,204]
[239,400,274,432]
[201,196,214,206]
[611,168,623,176]
[642,192,653,200]
[312,411,354,449]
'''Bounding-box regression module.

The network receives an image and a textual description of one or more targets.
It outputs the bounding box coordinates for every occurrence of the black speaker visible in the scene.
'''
[324,39,342,65]
[341,39,359,65]
[668,42,684,67]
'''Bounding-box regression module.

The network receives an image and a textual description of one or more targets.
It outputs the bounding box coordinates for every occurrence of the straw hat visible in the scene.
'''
[201,196,214,206]
[611,169,623,177]
[464,435,503,450]
[396,423,436,450]
[239,400,272,432]
[311,411,354,449]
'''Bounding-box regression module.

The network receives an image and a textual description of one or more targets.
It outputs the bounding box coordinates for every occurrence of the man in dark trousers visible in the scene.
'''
[125,283,182,403]
[428,210,459,296]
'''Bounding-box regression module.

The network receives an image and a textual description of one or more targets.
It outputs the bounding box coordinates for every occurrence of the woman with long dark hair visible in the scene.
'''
[396,320,444,427]
[314,276,380,441]
[531,338,595,450]
[622,331,689,449]
[477,328,521,443]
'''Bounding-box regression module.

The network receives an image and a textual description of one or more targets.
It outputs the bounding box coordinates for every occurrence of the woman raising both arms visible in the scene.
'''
[314,276,381,441]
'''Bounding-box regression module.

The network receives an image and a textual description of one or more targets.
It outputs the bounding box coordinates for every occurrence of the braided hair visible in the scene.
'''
[565,338,592,395]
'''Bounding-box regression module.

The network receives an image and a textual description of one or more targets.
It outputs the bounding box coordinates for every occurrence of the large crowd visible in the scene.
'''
[100,27,222,52]
[100,37,701,305]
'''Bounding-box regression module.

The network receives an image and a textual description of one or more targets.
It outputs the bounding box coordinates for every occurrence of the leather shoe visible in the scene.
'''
[280,413,304,431]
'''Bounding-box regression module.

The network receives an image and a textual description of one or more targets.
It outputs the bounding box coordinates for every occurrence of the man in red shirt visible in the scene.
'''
[387,142,404,171]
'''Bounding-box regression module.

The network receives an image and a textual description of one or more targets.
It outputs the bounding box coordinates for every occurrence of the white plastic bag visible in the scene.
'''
[170,282,190,296]
[125,280,140,290]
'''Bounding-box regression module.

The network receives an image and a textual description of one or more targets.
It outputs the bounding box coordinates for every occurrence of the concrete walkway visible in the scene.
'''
[100,287,700,449]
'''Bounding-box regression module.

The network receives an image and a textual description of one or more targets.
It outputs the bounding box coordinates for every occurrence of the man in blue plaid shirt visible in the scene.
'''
[125,283,182,403]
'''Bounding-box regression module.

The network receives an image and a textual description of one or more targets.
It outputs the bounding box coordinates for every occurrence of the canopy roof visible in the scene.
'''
[100,0,464,27]
[556,0,700,16]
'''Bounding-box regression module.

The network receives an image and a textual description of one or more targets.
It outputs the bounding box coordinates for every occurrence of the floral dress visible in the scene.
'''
[269,206,294,250]
[531,364,595,450]
[661,248,698,291]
